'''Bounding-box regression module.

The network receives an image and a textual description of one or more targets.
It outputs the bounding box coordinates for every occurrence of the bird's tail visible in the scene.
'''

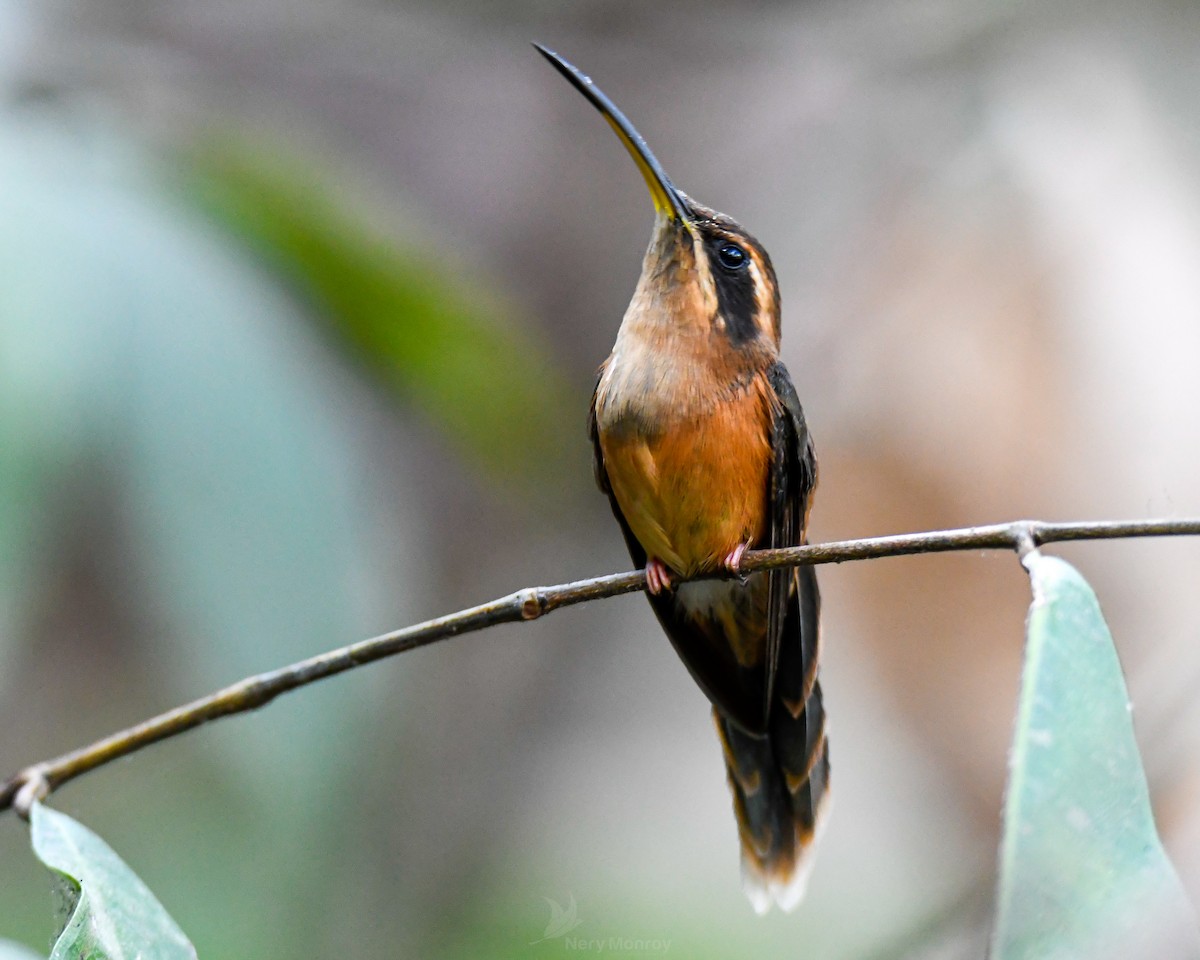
[714,565,830,914]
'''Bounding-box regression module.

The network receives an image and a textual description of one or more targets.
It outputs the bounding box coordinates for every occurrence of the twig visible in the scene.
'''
[3,517,1198,817]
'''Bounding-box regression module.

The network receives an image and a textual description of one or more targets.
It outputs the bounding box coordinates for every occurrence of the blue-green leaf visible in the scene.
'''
[30,802,196,960]
[993,552,1200,959]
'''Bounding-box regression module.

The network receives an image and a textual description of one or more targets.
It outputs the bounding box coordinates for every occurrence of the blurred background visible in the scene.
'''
[2,0,1199,957]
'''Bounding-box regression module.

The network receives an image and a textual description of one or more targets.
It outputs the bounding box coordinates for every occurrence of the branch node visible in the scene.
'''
[518,588,544,621]
[12,767,50,821]
[1011,521,1040,564]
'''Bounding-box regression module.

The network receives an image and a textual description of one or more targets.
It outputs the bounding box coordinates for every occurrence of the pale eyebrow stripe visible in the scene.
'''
[748,256,773,339]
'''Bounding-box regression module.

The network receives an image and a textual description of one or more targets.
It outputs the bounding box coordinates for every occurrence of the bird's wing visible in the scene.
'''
[763,361,819,717]
[766,361,827,849]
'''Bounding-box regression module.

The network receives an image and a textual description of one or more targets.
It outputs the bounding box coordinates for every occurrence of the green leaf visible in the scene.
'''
[184,142,579,488]
[993,553,1200,959]
[30,802,196,960]
[0,940,44,960]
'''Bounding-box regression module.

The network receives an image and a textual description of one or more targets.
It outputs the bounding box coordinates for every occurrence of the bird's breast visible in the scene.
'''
[596,348,775,578]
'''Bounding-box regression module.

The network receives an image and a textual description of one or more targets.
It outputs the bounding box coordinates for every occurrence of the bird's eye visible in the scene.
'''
[717,243,747,270]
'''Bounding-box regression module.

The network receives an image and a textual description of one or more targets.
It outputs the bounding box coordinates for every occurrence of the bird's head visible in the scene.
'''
[536,44,781,350]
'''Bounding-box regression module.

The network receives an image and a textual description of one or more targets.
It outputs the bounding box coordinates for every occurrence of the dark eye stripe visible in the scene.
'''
[709,241,758,345]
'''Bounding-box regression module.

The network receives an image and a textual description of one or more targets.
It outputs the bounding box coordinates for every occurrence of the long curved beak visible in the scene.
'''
[534,43,691,223]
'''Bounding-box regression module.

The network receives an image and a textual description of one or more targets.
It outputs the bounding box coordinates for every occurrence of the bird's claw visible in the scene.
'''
[722,542,750,582]
[645,557,674,595]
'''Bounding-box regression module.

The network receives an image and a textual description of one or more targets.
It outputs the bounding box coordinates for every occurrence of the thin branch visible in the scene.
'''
[3,517,1199,817]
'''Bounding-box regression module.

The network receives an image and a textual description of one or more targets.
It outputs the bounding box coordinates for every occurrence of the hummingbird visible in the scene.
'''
[535,45,829,913]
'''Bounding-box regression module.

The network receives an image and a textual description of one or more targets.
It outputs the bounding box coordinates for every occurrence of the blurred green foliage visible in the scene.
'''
[0,105,410,955]
[187,142,580,489]
[0,71,589,956]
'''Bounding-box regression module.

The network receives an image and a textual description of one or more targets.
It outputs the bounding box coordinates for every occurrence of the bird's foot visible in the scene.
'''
[645,557,674,595]
[722,542,750,581]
